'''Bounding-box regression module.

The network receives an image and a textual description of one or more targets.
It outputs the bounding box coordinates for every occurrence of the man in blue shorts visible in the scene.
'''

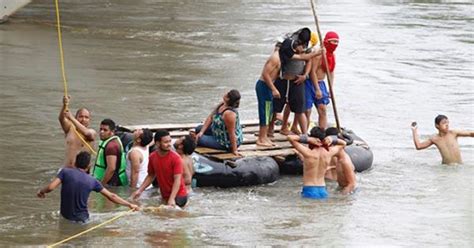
[255,50,281,147]
[37,152,138,223]
[306,31,339,130]
[287,127,346,199]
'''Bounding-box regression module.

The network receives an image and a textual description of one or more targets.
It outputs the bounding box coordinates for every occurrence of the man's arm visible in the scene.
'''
[287,135,313,158]
[292,49,322,61]
[295,59,312,84]
[100,188,138,210]
[37,178,62,198]
[65,111,96,141]
[167,174,182,206]
[131,174,154,200]
[261,54,281,98]
[411,124,433,150]
[102,155,117,185]
[128,150,141,188]
[453,130,474,138]
[58,96,72,134]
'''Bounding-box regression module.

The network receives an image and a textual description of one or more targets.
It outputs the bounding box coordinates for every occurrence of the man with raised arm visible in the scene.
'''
[411,114,474,164]
[59,96,96,167]
[287,127,346,199]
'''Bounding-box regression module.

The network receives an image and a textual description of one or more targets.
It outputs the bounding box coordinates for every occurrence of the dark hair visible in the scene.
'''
[325,127,339,136]
[75,108,90,117]
[100,118,116,131]
[181,135,196,155]
[140,129,153,147]
[154,129,170,142]
[435,115,448,125]
[298,28,311,47]
[226,89,241,109]
[75,151,91,169]
[309,126,325,140]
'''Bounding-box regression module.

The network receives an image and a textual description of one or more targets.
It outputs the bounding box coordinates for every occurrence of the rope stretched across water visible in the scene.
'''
[47,209,135,248]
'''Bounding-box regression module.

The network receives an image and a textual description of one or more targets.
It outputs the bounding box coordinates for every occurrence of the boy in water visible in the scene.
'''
[411,114,473,164]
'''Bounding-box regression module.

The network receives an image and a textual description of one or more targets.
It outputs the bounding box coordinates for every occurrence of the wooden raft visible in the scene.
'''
[120,120,295,161]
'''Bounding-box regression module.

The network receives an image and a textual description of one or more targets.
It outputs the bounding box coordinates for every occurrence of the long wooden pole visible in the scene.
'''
[309,0,341,132]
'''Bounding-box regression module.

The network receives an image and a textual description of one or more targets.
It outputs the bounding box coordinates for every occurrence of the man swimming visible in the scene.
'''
[287,127,345,199]
[411,114,473,165]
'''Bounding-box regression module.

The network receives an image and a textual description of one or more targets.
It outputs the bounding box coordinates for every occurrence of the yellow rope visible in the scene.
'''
[47,209,135,248]
[54,0,68,98]
[72,127,97,156]
[55,0,97,155]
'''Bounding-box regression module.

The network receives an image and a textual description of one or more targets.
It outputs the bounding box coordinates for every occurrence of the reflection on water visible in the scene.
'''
[0,0,473,246]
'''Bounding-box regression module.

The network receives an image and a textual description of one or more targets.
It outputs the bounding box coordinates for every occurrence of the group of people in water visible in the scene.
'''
[36,27,473,224]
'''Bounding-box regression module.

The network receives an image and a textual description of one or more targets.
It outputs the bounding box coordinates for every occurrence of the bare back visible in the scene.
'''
[431,131,462,164]
[303,147,333,186]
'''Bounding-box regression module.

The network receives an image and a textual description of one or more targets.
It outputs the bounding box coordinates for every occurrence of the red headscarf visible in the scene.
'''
[321,31,339,73]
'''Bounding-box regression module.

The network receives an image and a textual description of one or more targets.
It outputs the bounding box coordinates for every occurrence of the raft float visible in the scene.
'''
[118,121,373,188]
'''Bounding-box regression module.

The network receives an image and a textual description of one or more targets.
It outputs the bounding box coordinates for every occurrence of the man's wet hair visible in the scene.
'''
[140,128,153,147]
[435,114,448,125]
[325,127,339,136]
[182,135,196,155]
[100,118,116,131]
[298,27,311,47]
[309,127,325,140]
[75,151,91,169]
[154,129,170,142]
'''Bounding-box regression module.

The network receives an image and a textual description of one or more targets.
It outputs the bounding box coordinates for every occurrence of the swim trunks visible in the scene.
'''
[301,185,328,199]
[305,79,330,110]
[273,78,306,114]
[255,79,273,126]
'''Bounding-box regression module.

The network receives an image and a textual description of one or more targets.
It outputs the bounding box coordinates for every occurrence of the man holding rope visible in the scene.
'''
[59,96,96,167]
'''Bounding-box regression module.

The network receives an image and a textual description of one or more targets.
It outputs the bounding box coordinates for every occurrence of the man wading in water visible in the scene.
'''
[59,96,96,167]
[411,114,474,165]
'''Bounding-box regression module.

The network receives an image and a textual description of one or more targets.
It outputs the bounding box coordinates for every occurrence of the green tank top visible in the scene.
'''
[211,107,243,149]
[93,136,128,186]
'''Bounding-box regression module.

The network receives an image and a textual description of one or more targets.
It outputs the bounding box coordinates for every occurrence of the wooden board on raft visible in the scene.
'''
[120,120,292,161]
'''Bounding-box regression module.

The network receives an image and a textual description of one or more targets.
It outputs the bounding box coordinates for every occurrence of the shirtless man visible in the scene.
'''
[287,127,345,199]
[325,127,357,194]
[411,115,474,164]
[306,31,340,130]
[256,50,281,147]
[174,135,196,191]
[59,96,96,167]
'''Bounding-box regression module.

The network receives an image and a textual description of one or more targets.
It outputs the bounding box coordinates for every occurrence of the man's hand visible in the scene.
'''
[411,122,417,131]
[37,189,45,198]
[167,198,176,207]
[131,190,142,200]
[316,90,322,99]
[62,95,70,106]
[129,204,140,211]
[271,89,281,99]
[65,110,74,120]
[295,75,306,84]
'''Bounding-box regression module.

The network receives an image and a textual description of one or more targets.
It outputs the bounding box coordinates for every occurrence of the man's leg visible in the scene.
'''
[280,104,291,135]
[317,104,327,130]
[256,80,274,146]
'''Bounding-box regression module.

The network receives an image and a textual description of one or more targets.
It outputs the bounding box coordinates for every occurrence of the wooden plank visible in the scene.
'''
[210,148,296,160]
[195,141,293,155]
[120,119,260,132]
[242,133,288,144]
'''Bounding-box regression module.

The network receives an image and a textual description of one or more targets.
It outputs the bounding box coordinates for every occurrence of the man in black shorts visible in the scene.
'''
[272,28,320,135]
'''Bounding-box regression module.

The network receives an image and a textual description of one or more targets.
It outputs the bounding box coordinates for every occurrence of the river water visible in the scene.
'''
[0,0,472,246]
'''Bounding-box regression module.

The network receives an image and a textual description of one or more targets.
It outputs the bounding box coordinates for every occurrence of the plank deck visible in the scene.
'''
[121,120,294,162]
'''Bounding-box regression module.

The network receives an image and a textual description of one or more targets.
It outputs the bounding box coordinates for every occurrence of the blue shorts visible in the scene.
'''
[305,79,330,109]
[255,79,273,126]
[301,186,328,199]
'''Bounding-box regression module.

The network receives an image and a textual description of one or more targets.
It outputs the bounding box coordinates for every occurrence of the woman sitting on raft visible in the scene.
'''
[195,89,243,156]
